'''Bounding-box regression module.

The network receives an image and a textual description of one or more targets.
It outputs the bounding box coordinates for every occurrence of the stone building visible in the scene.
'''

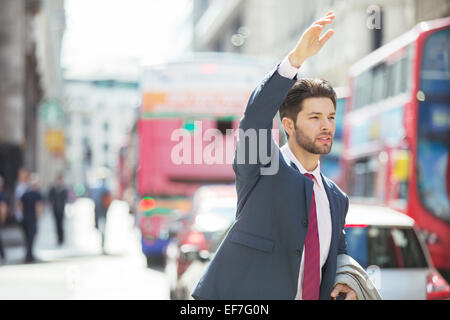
[0,0,65,202]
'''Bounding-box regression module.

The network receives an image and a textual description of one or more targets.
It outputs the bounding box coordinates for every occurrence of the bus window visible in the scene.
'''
[391,59,403,97]
[400,45,413,93]
[350,157,377,198]
[417,28,450,223]
[421,28,450,94]
[386,63,395,98]
[416,102,450,222]
[354,71,371,109]
[372,64,388,103]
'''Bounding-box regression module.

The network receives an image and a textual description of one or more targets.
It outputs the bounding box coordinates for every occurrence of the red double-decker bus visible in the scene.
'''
[342,17,450,279]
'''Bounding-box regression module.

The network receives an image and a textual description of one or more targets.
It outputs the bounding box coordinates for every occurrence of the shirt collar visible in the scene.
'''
[281,143,323,188]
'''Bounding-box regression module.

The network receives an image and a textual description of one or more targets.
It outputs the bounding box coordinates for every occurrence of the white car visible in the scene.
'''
[344,204,450,300]
[170,201,450,300]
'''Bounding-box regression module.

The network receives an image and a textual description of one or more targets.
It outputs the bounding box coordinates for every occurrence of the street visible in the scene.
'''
[0,0,448,303]
[0,198,170,300]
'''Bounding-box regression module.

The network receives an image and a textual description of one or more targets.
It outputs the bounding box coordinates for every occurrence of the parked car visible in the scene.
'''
[165,184,237,300]
[344,204,450,300]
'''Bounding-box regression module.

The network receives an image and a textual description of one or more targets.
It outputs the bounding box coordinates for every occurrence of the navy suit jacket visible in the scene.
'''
[192,65,349,300]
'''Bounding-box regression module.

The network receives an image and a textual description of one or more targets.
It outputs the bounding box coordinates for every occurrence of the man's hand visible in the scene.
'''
[288,11,335,68]
[331,283,358,300]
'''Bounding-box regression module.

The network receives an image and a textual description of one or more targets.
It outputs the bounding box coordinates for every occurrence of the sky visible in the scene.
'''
[62,0,191,79]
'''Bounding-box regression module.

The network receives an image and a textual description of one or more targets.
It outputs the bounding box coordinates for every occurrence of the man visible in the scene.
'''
[20,174,44,263]
[90,170,112,254]
[14,168,29,223]
[48,174,68,245]
[193,12,357,300]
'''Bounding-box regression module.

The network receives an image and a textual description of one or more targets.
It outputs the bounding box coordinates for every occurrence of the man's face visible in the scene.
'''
[293,97,336,154]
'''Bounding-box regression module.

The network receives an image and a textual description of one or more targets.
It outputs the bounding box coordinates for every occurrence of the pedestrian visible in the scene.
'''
[0,176,8,263]
[193,12,364,300]
[90,168,112,254]
[20,174,44,263]
[48,173,68,246]
[14,168,29,223]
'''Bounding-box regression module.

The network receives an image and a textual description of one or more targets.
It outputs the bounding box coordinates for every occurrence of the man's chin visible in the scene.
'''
[315,145,332,155]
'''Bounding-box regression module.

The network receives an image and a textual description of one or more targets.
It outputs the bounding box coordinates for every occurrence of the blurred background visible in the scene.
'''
[0,0,448,300]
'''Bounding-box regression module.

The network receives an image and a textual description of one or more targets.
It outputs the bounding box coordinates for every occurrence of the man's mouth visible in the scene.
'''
[317,135,332,143]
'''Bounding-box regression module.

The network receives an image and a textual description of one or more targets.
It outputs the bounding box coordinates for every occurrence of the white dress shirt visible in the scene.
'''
[278,58,332,300]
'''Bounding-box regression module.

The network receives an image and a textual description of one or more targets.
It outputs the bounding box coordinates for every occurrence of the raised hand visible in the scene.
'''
[288,11,335,68]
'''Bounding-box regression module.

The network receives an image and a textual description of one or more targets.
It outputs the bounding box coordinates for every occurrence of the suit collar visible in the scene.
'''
[281,143,323,188]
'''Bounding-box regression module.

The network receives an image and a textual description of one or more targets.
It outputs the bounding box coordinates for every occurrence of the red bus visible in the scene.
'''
[320,87,348,187]
[342,17,450,279]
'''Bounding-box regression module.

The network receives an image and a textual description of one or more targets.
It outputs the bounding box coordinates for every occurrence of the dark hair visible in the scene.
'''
[279,78,337,137]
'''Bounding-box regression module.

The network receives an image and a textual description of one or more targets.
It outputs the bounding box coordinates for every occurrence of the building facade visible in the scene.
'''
[64,78,139,195]
[0,0,65,202]
[192,0,449,86]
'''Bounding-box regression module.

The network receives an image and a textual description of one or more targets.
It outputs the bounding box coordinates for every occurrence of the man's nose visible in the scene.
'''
[320,118,332,131]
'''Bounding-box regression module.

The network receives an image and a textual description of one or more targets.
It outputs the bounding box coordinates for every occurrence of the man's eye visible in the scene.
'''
[329,117,335,120]
[310,117,319,119]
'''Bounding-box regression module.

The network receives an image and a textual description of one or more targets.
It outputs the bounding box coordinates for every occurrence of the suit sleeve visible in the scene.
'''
[337,195,350,255]
[232,65,297,181]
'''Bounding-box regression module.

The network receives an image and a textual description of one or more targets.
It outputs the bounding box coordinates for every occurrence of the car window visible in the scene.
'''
[198,206,236,220]
[345,226,428,269]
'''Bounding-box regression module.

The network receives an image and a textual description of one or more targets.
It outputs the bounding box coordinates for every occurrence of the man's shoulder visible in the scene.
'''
[321,174,348,201]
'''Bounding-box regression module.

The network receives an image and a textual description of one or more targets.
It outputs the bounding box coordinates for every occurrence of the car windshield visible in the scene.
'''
[417,27,450,222]
[345,226,428,269]
[198,206,236,221]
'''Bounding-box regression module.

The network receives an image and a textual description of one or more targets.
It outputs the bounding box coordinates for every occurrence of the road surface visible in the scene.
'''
[0,198,170,300]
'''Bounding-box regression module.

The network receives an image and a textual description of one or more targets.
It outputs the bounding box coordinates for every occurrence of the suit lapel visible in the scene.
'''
[321,173,340,251]
[290,161,313,222]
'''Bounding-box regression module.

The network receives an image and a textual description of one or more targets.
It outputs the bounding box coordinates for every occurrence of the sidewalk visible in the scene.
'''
[0,198,171,299]
[1,198,139,265]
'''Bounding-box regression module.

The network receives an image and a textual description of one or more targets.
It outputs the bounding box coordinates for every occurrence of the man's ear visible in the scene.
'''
[281,117,294,137]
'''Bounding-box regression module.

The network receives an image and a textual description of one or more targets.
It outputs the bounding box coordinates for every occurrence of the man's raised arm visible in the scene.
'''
[233,12,335,178]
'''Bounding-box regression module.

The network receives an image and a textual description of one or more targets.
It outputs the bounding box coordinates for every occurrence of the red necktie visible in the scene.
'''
[302,173,320,300]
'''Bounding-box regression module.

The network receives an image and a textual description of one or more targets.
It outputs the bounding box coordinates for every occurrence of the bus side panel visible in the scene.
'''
[137,118,238,197]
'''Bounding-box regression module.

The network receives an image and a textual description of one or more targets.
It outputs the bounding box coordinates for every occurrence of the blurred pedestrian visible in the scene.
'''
[19,174,44,263]
[90,167,113,254]
[48,173,68,246]
[0,176,8,263]
[14,168,29,223]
